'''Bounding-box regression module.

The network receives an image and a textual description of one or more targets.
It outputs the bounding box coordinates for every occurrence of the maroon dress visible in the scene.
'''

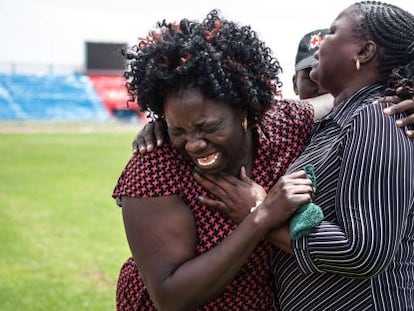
[113,100,313,310]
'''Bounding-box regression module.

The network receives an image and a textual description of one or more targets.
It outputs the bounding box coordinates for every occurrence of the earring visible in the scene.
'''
[241,117,248,131]
[356,59,361,71]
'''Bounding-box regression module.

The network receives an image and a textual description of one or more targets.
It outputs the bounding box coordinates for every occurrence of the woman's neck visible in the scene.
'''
[333,74,381,106]
[334,87,357,106]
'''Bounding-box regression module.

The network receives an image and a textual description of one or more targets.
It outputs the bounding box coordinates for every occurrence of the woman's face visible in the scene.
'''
[164,88,248,176]
[310,6,363,96]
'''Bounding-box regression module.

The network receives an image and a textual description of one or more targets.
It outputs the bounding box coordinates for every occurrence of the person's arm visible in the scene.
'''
[121,168,311,311]
[194,170,313,255]
[305,93,334,121]
[301,93,414,135]
[122,195,269,311]
[266,225,293,254]
[292,103,414,278]
[131,97,414,154]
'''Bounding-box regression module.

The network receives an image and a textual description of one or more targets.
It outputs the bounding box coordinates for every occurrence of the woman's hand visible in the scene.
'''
[195,168,313,230]
[380,95,414,138]
[258,170,314,229]
[194,167,266,224]
[132,119,167,154]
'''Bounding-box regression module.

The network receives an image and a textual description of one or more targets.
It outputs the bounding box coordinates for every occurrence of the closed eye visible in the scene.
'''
[168,127,184,137]
[202,122,222,133]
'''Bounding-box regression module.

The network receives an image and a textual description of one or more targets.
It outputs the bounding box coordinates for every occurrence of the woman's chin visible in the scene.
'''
[195,156,233,176]
[196,163,224,176]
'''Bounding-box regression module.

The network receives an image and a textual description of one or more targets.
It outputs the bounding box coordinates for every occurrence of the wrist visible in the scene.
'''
[249,199,263,213]
[248,203,274,236]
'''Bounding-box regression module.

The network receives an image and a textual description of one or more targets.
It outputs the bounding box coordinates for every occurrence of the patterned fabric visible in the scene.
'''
[273,84,414,310]
[113,100,313,310]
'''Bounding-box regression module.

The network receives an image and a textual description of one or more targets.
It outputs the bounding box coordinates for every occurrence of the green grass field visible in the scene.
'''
[0,131,136,310]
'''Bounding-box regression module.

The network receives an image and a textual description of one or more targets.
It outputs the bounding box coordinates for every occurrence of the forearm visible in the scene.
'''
[142,169,314,309]
[292,220,391,277]
[305,93,334,121]
[149,210,269,310]
[266,225,293,255]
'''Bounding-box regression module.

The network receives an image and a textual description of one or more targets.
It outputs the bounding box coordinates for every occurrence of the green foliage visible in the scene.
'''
[0,133,134,310]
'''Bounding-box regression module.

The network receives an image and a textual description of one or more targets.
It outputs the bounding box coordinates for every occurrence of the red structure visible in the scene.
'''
[88,74,141,119]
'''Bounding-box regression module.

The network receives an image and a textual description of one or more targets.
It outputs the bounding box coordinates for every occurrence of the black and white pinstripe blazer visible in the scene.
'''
[273,84,414,311]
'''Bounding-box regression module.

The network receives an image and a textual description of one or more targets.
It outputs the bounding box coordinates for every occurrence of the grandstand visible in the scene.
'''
[0,73,109,121]
[0,42,140,122]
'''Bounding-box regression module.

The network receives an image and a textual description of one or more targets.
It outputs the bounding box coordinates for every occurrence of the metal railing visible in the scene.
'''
[0,63,83,76]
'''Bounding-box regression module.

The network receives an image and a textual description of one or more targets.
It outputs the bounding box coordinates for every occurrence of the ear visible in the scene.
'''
[292,74,299,95]
[357,40,377,65]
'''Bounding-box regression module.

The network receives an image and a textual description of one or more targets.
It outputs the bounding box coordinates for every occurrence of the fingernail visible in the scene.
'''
[198,195,204,201]
[133,148,137,154]
[147,144,153,152]
[407,130,413,136]
[372,99,378,104]
[396,120,403,127]
[139,147,146,154]
[157,139,163,146]
[193,172,200,179]
[383,108,392,115]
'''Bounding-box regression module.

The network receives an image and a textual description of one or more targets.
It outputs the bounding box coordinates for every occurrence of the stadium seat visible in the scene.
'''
[0,74,109,120]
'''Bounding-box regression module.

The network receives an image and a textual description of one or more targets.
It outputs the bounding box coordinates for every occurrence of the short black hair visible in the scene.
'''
[352,1,414,97]
[123,10,282,125]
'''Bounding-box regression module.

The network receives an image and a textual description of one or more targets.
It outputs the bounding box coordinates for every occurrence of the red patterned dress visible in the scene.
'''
[113,100,313,310]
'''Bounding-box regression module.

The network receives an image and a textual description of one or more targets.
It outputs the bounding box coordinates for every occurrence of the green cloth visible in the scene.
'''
[289,164,324,240]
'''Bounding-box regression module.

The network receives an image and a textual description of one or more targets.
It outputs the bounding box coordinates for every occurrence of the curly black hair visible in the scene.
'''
[123,10,282,125]
[352,1,414,98]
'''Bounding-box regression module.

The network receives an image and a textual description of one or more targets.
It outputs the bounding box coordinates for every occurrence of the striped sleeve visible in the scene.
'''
[293,103,414,277]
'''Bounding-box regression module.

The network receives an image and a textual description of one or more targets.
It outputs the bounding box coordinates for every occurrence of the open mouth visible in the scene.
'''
[196,152,220,168]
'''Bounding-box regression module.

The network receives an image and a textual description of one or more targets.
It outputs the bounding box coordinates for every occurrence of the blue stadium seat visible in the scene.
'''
[0,74,109,120]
